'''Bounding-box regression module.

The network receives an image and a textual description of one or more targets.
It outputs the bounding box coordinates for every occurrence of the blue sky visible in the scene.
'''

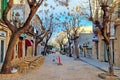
[37,0,92,24]
[37,0,92,39]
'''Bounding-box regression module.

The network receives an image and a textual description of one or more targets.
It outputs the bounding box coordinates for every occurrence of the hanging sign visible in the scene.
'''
[0,31,6,37]
[110,22,115,39]
[92,33,98,42]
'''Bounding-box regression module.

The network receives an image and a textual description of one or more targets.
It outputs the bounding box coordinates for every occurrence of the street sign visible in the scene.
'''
[110,22,115,39]
[92,34,98,42]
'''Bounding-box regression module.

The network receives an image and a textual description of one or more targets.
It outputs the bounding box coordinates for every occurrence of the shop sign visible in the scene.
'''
[0,32,6,37]
[92,34,98,42]
[110,22,115,39]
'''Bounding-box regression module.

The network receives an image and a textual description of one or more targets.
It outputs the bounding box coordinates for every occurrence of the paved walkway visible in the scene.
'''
[0,53,104,80]
[80,56,120,78]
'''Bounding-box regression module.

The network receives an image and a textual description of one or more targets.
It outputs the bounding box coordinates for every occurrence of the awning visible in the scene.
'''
[25,39,33,46]
[20,33,26,39]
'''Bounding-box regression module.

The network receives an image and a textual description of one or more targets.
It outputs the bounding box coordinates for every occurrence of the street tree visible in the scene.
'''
[38,1,58,55]
[34,30,47,56]
[25,26,46,56]
[39,0,70,55]
[55,32,67,52]
[71,26,81,59]
[34,15,47,56]
[69,6,82,59]
[25,15,47,56]
[1,0,44,74]
[64,22,72,57]
[42,14,54,56]
[95,0,120,76]
[87,0,120,76]
[43,27,53,55]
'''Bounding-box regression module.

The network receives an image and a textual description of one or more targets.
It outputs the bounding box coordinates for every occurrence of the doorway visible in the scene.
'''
[0,40,5,63]
[18,40,22,58]
[104,43,108,62]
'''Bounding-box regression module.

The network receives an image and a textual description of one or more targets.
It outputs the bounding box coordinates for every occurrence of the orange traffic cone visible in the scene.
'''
[57,55,62,65]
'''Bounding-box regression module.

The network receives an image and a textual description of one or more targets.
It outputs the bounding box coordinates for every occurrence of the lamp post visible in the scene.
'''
[83,43,88,57]
[109,22,115,70]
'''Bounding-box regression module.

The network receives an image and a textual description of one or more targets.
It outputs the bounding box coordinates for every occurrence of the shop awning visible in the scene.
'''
[20,33,26,39]
[25,39,33,46]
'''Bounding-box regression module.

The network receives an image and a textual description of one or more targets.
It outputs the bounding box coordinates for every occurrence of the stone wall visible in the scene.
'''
[114,26,120,67]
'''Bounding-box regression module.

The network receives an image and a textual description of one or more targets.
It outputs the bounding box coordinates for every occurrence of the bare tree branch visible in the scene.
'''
[37,30,47,44]
[27,0,37,8]
[37,30,45,37]
[3,0,16,33]
[36,15,45,31]
[37,0,44,8]
[103,23,110,44]
[19,0,44,34]
[88,0,93,21]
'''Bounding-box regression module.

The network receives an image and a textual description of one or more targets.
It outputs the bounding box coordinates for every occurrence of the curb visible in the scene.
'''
[80,58,120,79]
[80,58,107,72]
[98,73,120,80]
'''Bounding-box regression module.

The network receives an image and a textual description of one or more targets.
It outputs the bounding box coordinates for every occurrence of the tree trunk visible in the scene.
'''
[96,42,99,59]
[43,40,48,56]
[34,42,38,56]
[74,39,79,59]
[102,7,114,76]
[68,39,72,57]
[60,44,62,51]
[1,33,19,74]
[1,0,44,74]
[108,40,114,76]
[34,38,39,56]
[43,45,47,56]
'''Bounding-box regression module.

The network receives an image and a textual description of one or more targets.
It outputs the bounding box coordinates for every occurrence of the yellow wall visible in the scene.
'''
[79,26,93,33]
[0,22,11,62]
[13,0,26,4]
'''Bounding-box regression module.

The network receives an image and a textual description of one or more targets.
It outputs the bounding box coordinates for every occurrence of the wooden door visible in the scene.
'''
[18,40,22,58]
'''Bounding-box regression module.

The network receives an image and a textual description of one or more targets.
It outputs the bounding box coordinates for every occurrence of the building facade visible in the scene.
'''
[11,0,31,59]
[0,0,11,63]
[0,22,11,63]
[92,0,120,67]
[77,26,93,57]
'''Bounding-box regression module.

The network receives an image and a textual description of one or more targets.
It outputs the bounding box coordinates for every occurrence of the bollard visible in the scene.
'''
[57,55,62,65]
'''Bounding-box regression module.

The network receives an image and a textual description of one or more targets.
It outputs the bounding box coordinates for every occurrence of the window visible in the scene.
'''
[32,27,34,32]
[36,30,38,35]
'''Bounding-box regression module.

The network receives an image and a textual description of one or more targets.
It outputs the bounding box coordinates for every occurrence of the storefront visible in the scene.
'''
[0,31,6,62]
[0,22,11,63]
[25,38,34,57]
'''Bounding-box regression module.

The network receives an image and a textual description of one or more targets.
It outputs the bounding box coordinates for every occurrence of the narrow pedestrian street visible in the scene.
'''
[2,53,105,80]
[1,0,120,80]
[37,54,103,80]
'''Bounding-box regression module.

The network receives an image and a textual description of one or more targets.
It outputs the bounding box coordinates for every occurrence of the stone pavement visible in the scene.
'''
[0,53,104,80]
[79,56,120,78]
